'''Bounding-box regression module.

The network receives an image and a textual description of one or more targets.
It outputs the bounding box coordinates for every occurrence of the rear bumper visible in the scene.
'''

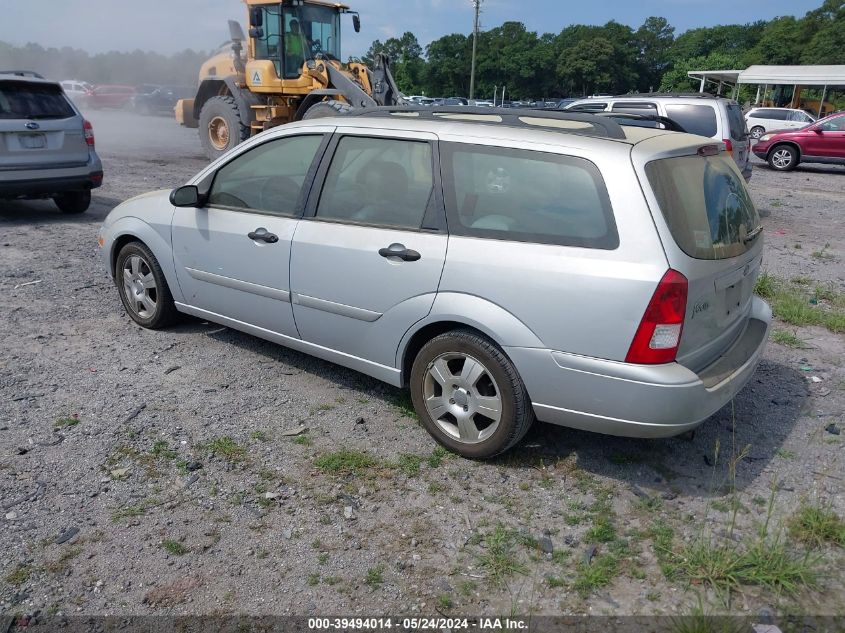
[0,159,103,198]
[506,296,771,438]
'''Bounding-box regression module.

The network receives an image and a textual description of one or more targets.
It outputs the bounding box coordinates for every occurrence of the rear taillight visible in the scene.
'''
[722,138,733,155]
[83,120,95,147]
[625,269,688,365]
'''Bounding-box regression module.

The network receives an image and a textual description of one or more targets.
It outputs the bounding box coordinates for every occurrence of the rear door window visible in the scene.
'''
[0,81,75,119]
[725,103,747,140]
[441,143,618,249]
[664,104,717,138]
[646,152,761,260]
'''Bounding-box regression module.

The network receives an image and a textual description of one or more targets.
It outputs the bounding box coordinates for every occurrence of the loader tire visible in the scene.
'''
[302,99,353,120]
[198,96,251,161]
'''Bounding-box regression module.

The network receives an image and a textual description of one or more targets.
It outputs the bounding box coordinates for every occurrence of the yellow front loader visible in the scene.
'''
[176,0,402,160]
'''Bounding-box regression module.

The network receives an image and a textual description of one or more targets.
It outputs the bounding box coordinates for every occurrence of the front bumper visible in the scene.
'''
[505,296,772,438]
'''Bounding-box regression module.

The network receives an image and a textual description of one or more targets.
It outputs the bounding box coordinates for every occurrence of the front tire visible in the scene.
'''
[750,126,765,140]
[198,95,251,161]
[115,242,177,329]
[53,190,91,214]
[410,329,534,459]
[302,99,353,120]
[768,144,798,171]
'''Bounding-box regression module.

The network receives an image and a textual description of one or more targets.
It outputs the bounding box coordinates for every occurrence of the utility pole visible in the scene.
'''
[469,0,482,100]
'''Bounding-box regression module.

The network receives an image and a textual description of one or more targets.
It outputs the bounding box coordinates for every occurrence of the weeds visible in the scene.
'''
[573,554,618,596]
[787,504,845,548]
[204,436,246,462]
[151,440,177,460]
[755,272,845,333]
[364,565,384,589]
[771,330,805,348]
[54,415,80,429]
[162,540,189,556]
[5,564,32,585]
[428,446,448,468]
[397,453,422,477]
[314,449,378,475]
[477,524,528,586]
[390,390,418,420]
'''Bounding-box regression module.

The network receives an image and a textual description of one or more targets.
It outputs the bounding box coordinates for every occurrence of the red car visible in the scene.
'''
[84,84,136,109]
[753,111,845,171]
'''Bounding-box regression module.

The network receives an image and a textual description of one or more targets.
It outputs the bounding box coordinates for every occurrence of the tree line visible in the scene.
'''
[0,0,841,98]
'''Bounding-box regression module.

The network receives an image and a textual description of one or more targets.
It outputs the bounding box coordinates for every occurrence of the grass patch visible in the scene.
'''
[151,440,177,460]
[292,434,312,447]
[162,540,189,556]
[111,504,147,522]
[755,273,845,333]
[5,564,32,585]
[204,436,246,462]
[573,554,619,596]
[477,524,528,587]
[775,448,796,460]
[54,415,80,428]
[314,449,378,476]
[250,431,269,442]
[397,453,423,477]
[307,573,320,586]
[43,546,82,574]
[771,330,805,348]
[436,594,453,610]
[428,446,448,468]
[364,565,384,589]
[811,243,834,261]
[787,504,845,548]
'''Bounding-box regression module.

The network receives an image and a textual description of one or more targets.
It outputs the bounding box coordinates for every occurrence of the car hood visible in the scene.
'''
[102,189,170,226]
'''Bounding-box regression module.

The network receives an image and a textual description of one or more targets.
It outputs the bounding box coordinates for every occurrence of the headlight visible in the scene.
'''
[759,134,772,142]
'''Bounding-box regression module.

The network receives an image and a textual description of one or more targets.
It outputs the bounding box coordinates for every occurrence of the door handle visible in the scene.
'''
[378,243,421,262]
[248,228,279,244]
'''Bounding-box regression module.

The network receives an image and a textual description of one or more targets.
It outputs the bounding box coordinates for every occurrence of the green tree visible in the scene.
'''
[636,17,675,92]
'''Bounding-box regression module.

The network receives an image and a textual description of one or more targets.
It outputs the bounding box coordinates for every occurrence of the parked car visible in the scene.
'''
[132,85,194,115]
[59,79,92,104]
[565,93,753,180]
[443,97,468,106]
[99,107,770,458]
[752,111,845,171]
[745,107,815,140]
[84,84,136,109]
[0,72,103,213]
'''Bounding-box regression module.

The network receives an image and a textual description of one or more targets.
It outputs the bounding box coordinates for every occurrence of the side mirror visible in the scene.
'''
[249,27,264,38]
[352,14,361,33]
[249,7,263,27]
[170,185,201,207]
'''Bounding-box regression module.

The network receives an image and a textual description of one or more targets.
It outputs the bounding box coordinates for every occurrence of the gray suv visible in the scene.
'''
[98,107,771,458]
[0,71,103,213]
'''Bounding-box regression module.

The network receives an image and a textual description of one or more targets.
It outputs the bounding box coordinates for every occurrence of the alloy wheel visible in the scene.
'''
[121,255,158,319]
[771,148,793,169]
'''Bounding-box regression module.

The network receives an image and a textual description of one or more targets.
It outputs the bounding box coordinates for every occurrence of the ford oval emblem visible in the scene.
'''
[25,121,39,130]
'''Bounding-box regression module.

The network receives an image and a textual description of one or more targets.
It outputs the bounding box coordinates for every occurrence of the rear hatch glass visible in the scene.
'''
[645,151,762,370]
[0,81,75,119]
[646,152,759,260]
[664,104,717,138]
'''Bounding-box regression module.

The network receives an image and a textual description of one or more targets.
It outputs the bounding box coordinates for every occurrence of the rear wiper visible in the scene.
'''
[743,225,763,243]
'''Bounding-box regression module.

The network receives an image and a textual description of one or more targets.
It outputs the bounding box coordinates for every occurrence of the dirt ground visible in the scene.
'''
[1,111,844,623]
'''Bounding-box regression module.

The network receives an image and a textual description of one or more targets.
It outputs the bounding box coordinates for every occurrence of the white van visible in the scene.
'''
[744,107,815,139]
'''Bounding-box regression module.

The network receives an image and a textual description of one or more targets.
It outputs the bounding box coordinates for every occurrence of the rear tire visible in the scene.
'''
[750,126,765,140]
[115,242,178,329]
[768,144,798,171]
[302,99,353,120]
[198,95,251,161]
[410,329,534,459]
[53,190,91,214]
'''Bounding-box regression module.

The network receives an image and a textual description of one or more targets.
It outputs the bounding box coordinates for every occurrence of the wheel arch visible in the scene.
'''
[108,218,184,304]
[396,294,545,386]
[192,77,261,124]
[767,140,802,161]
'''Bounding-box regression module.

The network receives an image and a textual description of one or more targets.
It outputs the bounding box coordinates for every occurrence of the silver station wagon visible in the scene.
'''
[99,107,771,458]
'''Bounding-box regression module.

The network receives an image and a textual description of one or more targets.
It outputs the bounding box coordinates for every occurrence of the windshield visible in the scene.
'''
[646,152,761,260]
[253,4,340,79]
[0,82,76,119]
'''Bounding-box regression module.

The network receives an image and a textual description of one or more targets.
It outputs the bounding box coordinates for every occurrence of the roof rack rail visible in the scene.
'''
[345,105,626,140]
[613,92,721,100]
[594,111,687,133]
[0,70,45,79]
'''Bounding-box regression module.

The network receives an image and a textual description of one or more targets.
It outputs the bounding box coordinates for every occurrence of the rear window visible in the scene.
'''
[725,103,747,141]
[441,143,618,249]
[0,81,75,119]
[646,153,760,260]
[664,104,717,138]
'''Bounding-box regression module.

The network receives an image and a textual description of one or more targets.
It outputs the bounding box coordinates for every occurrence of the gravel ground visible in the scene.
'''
[1,111,844,621]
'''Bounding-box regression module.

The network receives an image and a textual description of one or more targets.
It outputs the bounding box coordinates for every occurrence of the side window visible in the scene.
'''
[611,101,657,115]
[315,136,434,230]
[820,117,845,132]
[208,134,324,215]
[664,104,718,138]
[441,143,618,249]
[569,102,607,112]
[770,110,788,120]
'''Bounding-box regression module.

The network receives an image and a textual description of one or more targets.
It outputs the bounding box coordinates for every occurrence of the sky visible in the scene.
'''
[0,0,825,58]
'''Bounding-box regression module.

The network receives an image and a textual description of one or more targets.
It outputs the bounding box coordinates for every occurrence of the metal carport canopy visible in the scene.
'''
[737,65,845,85]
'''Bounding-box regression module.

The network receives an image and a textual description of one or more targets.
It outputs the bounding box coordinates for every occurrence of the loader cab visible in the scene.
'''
[249,2,342,80]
